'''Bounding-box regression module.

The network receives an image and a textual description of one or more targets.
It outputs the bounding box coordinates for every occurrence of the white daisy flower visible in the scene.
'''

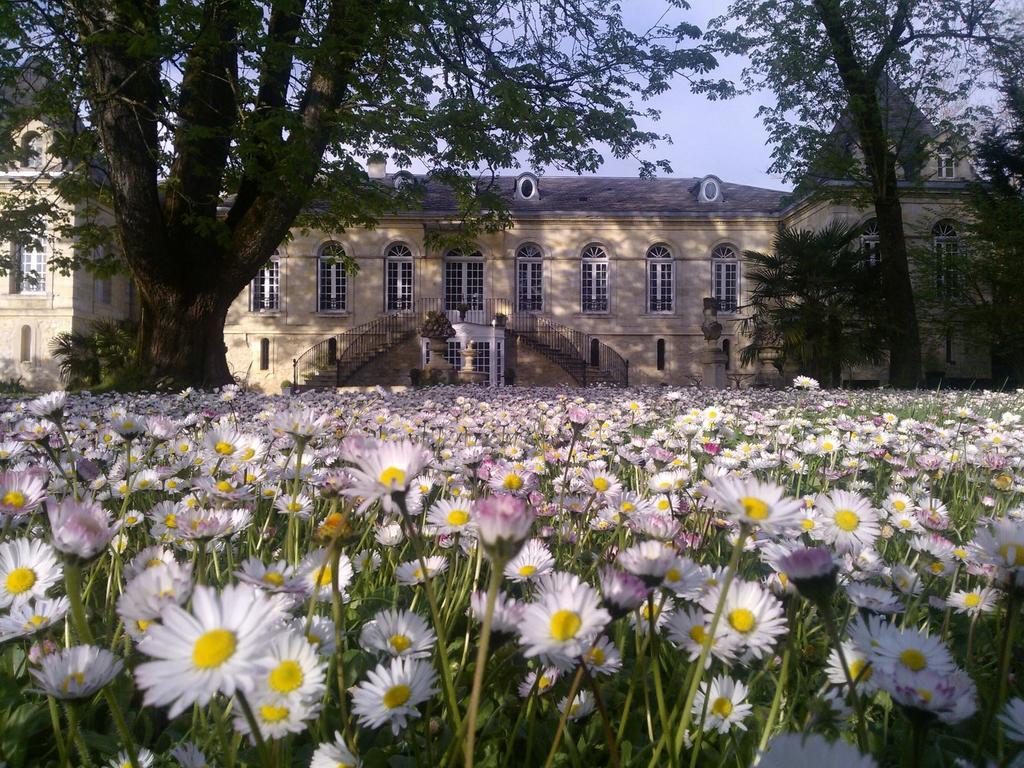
[757,732,876,767]
[30,644,123,699]
[299,548,354,602]
[234,691,317,741]
[617,540,678,586]
[468,591,524,637]
[704,476,804,532]
[692,675,752,734]
[343,439,433,513]
[310,731,362,768]
[261,630,327,703]
[825,641,876,693]
[426,497,476,537]
[350,657,438,735]
[395,556,448,586]
[999,698,1024,743]
[581,636,622,676]
[169,742,210,768]
[359,609,436,659]
[135,583,285,717]
[0,538,62,609]
[0,596,69,642]
[664,605,739,667]
[504,539,555,583]
[851,618,955,677]
[816,490,880,553]
[700,579,787,659]
[519,572,610,669]
[946,587,998,615]
[104,747,155,768]
[518,667,561,698]
[559,689,595,721]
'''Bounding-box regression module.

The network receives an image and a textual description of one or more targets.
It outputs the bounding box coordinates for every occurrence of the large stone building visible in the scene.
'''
[1,120,983,391]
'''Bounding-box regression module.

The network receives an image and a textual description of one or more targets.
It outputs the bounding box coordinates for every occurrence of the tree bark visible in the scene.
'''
[874,192,923,387]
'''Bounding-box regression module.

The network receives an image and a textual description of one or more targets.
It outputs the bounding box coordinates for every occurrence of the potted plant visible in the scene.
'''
[456,301,471,321]
[280,379,294,396]
[493,312,508,327]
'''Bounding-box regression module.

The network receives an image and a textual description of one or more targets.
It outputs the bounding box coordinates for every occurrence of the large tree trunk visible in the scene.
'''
[138,283,236,388]
[874,193,922,388]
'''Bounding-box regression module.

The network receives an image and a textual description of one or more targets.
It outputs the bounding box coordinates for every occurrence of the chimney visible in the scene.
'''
[366,153,387,179]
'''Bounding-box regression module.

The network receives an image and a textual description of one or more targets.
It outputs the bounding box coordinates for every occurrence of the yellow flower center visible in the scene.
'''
[389,634,412,653]
[25,614,45,628]
[893,500,907,511]
[586,647,606,665]
[999,543,1024,567]
[316,566,332,587]
[899,519,912,528]
[215,480,234,493]
[192,629,237,669]
[899,648,927,672]
[287,501,302,513]
[503,474,523,491]
[263,571,285,587]
[740,496,769,521]
[61,672,85,693]
[593,477,610,492]
[446,509,469,526]
[849,659,872,682]
[689,625,707,644]
[2,490,26,508]
[550,609,582,642]
[964,593,981,608]
[728,608,756,634]
[214,441,235,455]
[518,564,537,577]
[834,510,860,532]
[269,660,304,693]
[666,568,680,582]
[801,518,815,531]
[6,567,36,594]
[711,697,733,717]
[538,675,552,690]
[383,684,411,709]
[136,619,151,632]
[379,467,406,488]
[259,704,290,723]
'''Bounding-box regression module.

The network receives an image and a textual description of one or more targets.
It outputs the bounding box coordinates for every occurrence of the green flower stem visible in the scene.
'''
[103,688,142,768]
[47,695,69,768]
[543,663,586,768]
[65,702,93,768]
[821,601,869,752]
[64,560,94,643]
[647,592,676,768]
[581,660,621,768]
[756,601,794,753]
[237,690,273,768]
[329,542,354,746]
[464,556,504,768]
[974,588,1020,764]
[402,516,462,731]
[669,524,748,758]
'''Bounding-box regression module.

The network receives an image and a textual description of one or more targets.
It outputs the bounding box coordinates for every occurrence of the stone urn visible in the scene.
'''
[420,310,455,376]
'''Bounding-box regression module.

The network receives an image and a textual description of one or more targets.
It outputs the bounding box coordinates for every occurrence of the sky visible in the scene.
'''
[560,0,792,191]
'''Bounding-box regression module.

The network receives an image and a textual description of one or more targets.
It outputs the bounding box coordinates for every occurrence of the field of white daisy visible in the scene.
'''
[1,384,1023,768]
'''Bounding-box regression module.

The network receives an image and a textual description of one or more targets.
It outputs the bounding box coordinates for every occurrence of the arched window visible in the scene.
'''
[317,242,347,312]
[327,337,338,365]
[516,243,543,312]
[580,244,609,313]
[860,219,880,267]
[16,232,47,294]
[259,338,270,370]
[21,132,42,169]
[590,338,600,367]
[647,244,673,313]
[711,244,739,313]
[722,339,731,370]
[251,251,280,311]
[385,243,414,311]
[656,338,666,371]
[933,220,959,297]
[19,326,31,362]
[444,249,484,311]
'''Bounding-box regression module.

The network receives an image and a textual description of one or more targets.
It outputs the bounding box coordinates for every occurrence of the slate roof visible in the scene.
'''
[392,174,789,217]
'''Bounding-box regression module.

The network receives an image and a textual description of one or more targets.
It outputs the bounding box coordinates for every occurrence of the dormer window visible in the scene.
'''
[394,171,415,190]
[699,175,722,203]
[516,173,539,200]
[937,155,956,180]
[21,132,43,170]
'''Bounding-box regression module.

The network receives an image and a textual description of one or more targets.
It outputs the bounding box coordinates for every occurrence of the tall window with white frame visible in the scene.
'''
[860,219,880,267]
[21,133,42,169]
[444,250,484,311]
[711,244,739,313]
[580,244,609,313]
[933,220,960,298]
[385,243,414,312]
[937,154,956,179]
[646,243,673,313]
[516,243,543,312]
[250,251,280,311]
[15,232,47,294]
[317,242,348,312]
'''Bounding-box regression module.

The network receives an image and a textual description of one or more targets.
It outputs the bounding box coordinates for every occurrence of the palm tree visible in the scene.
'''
[740,221,886,387]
